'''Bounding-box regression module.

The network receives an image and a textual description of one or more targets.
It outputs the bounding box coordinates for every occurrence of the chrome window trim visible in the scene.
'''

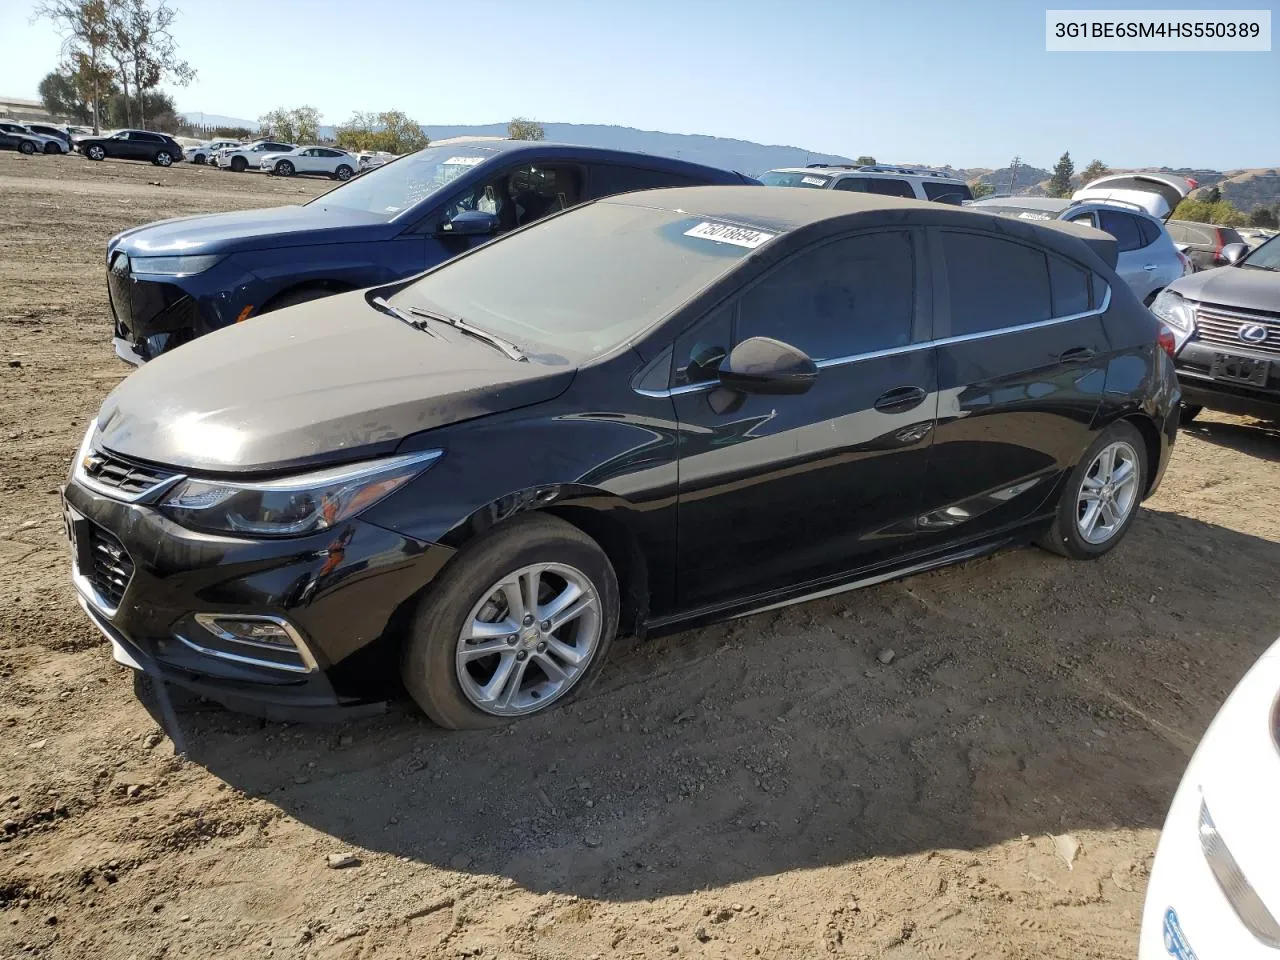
[634,286,1111,399]
[181,614,318,674]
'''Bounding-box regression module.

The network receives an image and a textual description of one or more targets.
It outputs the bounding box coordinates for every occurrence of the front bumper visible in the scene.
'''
[1176,339,1280,421]
[62,474,455,720]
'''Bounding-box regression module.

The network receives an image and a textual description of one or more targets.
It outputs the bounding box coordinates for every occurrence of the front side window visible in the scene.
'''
[440,164,583,234]
[591,164,707,196]
[1097,210,1146,252]
[940,231,1051,336]
[389,202,764,360]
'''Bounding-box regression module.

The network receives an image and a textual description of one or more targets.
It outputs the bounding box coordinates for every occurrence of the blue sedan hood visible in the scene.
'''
[110,204,394,257]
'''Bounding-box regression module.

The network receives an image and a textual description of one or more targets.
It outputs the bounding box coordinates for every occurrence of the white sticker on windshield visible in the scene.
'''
[684,221,776,249]
[443,156,485,166]
[801,176,828,186]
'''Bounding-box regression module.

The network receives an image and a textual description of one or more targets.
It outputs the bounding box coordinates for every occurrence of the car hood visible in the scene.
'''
[1071,173,1192,221]
[1169,265,1280,311]
[94,289,576,474]
[109,204,393,256]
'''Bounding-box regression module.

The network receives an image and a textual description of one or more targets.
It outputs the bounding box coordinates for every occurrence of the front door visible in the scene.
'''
[919,227,1109,549]
[673,229,937,611]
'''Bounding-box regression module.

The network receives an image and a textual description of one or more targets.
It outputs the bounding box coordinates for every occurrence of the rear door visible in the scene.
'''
[920,228,1108,548]
[672,228,937,609]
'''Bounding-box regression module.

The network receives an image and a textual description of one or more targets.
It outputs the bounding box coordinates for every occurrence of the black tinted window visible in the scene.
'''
[591,164,707,197]
[1097,210,1146,252]
[940,232,1050,336]
[923,181,973,204]
[737,232,914,360]
[1219,227,1244,245]
[1137,217,1161,247]
[834,177,914,198]
[1048,255,1091,316]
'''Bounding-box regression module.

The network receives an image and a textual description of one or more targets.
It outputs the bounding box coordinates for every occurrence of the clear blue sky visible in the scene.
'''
[2,0,1276,170]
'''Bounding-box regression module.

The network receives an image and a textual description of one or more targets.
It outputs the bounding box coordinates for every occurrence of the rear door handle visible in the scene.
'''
[874,385,928,413]
[1057,346,1096,364]
[1143,263,1158,271]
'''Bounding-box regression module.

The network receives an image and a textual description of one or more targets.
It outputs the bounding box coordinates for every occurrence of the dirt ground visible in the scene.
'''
[2,150,1279,960]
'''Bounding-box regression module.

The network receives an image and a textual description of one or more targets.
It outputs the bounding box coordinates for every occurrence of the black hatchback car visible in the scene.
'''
[77,129,184,166]
[63,188,1180,728]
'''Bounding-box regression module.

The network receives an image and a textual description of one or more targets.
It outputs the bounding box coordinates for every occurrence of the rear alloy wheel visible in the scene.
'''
[193,154,206,165]
[43,142,60,155]
[154,150,173,167]
[1038,421,1147,559]
[401,514,619,729]
[334,164,353,181]
[230,156,247,172]
[19,141,36,156]
[275,160,294,177]
[1180,403,1203,425]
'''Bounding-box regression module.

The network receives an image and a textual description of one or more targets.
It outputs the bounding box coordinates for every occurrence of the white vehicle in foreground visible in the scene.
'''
[186,139,241,165]
[213,139,295,172]
[259,145,357,180]
[1139,634,1280,959]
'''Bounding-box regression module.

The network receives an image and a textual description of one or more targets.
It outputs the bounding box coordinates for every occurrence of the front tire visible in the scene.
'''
[401,514,619,730]
[334,164,353,181]
[19,141,36,156]
[230,156,247,172]
[85,144,105,161]
[193,153,206,165]
[1038,421,1147,559]
[275,160,294,177]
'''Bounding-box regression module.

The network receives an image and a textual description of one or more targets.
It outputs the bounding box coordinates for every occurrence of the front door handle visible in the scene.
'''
[874,385,928,413]
[1143,263,1158,271]
[1056,346,1097,364]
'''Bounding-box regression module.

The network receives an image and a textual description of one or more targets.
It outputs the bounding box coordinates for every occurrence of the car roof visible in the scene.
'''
[769,165,966,184]
[431,138,751,183]
[604,185,1118,269]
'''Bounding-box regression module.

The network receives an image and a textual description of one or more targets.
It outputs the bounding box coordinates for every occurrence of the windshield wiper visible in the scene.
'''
[403,305,527,362]
[371,295,437,333]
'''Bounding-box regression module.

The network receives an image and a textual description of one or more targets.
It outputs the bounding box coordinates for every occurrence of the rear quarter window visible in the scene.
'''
[923,181,973,204]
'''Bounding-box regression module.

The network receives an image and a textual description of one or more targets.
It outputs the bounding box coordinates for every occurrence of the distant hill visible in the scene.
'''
[965,165,1054,195]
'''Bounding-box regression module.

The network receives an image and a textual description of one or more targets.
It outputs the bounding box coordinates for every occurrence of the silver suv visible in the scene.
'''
[761,164,973,205]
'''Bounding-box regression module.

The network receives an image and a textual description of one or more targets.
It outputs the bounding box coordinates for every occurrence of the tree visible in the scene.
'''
[1249,206,1278,229]
[970,181,995,200]
[106,0,195,130]
[34,0,112,132]
[258,106,322,144]
[508,117,544,141]
[106,87,173,128]
[855,155,876,166]
[37,69,95,123]
[1171,198,1248,227]
[1202,185,1222,204]
[1047,151,1074,198]
[1078,158,1109,185]
[335,110,428,154]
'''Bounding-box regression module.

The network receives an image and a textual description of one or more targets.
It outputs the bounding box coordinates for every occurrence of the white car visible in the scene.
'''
[213,139,295,172]
[186,139,241,165]
[0,119,67,154]
[259,145,358,181]
[356,150,397,172]
[1139,633,1280,959]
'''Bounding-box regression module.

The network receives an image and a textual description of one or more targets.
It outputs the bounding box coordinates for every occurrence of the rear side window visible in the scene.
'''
[591,164,707,197]
[834,177,915,198]
[940,232,1051,336]
[736,231,915,360]
[1097,210,1146,252]
[1048,255,1092,317]
[1219,227,1244,245]
[1136,218,1161,247]
[922,181,973,204]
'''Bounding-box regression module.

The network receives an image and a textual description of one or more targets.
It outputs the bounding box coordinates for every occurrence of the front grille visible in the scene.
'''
[86,525,134,611]
[1194,304,1280,356]
[80,449,178,498]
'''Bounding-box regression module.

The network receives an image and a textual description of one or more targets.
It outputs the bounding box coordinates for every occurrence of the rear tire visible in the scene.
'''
[230,156,247,172]
[19,141,36,156]
[1037,420,1147,560]
[1180,403,1203,425]
[275,160,294,177]
[154,150,173,167]
[334,164,353,181]
[193,154,206,165]
[401,514,619,730]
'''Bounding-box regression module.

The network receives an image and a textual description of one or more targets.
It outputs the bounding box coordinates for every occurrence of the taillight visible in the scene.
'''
[1157,323,1177,358]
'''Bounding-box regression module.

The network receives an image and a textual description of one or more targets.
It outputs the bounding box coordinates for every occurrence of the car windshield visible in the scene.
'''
[759,171,831,189]
[389,201,768,360]
[306,144,507,217]
[1241,235,1280,271]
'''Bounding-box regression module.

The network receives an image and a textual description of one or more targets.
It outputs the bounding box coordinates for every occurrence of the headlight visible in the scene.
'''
[1150,289,1195,350]
[128,254,224,276]
[159,450,442,537]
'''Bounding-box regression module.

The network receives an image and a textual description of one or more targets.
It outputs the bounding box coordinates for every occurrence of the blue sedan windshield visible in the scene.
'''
[306,144,506,217]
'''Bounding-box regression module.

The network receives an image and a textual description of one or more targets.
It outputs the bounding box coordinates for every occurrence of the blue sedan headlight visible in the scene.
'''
[128,254,224,276]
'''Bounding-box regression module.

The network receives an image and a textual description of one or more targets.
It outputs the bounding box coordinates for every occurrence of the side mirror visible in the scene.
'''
[717,336,817,396]
[1220,242,1248,266]
[441,209,499,237]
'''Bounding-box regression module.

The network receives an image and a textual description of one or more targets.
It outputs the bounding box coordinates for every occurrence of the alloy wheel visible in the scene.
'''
[455,562,602,717]
[1076,440,1140,545]
[156,151,172,166]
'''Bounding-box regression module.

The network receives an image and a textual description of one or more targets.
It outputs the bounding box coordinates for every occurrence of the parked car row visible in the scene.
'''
[0,118,70,154]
